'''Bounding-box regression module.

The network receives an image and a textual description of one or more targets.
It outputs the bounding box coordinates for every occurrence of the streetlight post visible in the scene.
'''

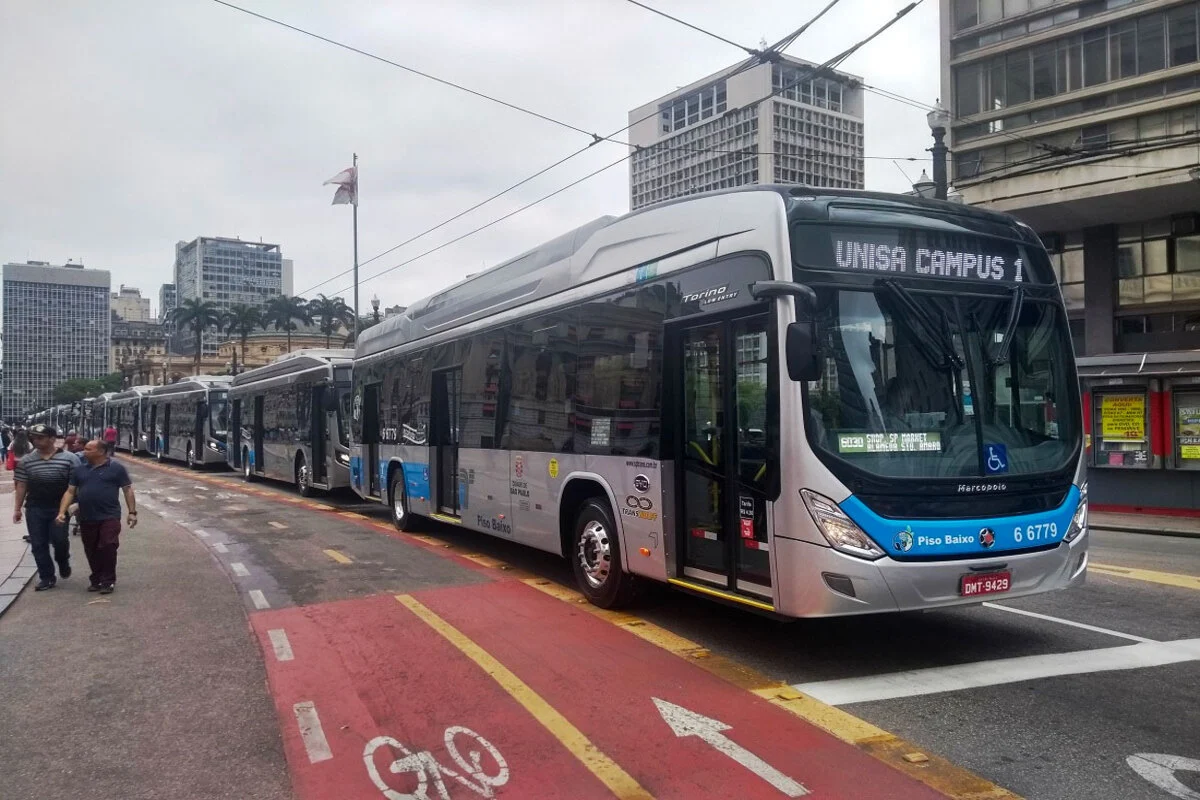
[926,100,951,201]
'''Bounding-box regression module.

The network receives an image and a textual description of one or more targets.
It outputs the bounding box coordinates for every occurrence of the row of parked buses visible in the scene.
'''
[27,348,354,494]
[24,188,1090,618]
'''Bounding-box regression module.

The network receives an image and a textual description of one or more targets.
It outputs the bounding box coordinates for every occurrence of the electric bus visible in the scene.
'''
[227,349,354,495]
[145,376,232,467]
[349,186,1087,617]
[107,385,157,453]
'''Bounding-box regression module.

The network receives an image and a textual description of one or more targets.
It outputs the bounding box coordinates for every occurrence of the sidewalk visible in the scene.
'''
[1091,510,1200,539]
[0,480,37,617]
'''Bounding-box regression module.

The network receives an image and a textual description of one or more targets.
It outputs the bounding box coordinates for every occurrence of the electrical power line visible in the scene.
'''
[620,0,759,55]
[327,1,925,299]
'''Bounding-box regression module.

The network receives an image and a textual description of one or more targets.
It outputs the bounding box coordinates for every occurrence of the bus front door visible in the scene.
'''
[431,368,462,517]
[311,385,327,485]
[674,313,774,600]
[253,395,265,473]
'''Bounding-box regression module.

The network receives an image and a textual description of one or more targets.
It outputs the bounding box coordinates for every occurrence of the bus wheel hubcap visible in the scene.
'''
[577,520,611,589]
[298,464,308,488]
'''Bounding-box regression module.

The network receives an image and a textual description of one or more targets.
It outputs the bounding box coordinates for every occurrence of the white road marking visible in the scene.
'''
[193,485,209,491]
[212,542,229,554]
[194,529,209,538]
[268,521,288,529]
[983,601,1153,643]
[653,698,808,797]
[230,562,250,577]
[166,497,181,503]
[293,701,333,763]
[249,589,270,609]
[1127,753,1200,800]
[794,638,1200,706]
[267,629,294,662]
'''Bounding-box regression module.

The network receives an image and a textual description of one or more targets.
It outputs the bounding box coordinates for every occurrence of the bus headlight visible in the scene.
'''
[801,489,885,560]
[1064,482,1087,543]
[336,451,350,466]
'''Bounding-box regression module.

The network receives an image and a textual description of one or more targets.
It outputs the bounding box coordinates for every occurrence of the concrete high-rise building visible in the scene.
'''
[174,237,284,357]
[111,284,151,322]
[2,261,111,420]
[628,55,865,210]
[159,283,176,320]
[941,0,1200,511]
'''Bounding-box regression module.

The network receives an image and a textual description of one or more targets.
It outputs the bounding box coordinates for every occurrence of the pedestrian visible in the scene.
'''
[8,427,31,471]
[13,424,76,591]
[1,426,11,465]
[57,439,136,594]
[103,423,118,455]
[64,431,85,454]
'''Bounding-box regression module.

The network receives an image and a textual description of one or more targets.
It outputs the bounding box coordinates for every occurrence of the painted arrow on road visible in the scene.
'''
[1127,753,1200,800]
[653,698,809,797]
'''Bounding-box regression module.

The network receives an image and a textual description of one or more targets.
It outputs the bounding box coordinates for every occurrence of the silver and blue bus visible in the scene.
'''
[227,349,354,495]
[145,376,232,467]
[107,385,156,453]
[350,186,1087,617]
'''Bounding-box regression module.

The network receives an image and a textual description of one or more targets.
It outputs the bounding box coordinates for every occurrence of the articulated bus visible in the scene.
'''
[145,376,232,467]
[227,349,354,495]
[107,385,157,453]
[350,186,1087,617]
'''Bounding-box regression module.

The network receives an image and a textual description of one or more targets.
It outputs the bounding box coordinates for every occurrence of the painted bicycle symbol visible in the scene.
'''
[364,726,510,800]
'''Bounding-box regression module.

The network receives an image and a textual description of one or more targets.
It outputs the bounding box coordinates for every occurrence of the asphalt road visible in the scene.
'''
[9,454,1195,800]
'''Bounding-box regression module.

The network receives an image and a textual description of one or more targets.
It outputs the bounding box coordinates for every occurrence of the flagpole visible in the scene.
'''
[352,152,360,341]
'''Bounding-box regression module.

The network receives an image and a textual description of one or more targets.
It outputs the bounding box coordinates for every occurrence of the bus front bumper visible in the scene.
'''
[773,531,1089,618]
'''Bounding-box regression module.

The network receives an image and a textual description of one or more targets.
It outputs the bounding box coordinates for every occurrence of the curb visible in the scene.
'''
[0,549,38,619]
[1090,524,1200,540]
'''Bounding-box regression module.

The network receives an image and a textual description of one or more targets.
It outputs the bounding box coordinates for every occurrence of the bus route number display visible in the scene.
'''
[838,431,942,454]
[833,239,1024,283]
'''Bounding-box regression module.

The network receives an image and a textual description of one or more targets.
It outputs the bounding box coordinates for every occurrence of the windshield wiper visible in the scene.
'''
[877,279,964,371]
[989,285,1025,365]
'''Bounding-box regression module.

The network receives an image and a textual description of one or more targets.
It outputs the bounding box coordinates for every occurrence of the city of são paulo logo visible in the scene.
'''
[894,526,914,552]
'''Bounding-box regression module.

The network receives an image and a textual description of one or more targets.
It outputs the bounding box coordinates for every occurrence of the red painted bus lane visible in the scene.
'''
[249,593,619,800]
[413,581,948,800]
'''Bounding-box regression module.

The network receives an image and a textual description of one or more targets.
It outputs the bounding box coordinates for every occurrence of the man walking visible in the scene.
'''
[57,439,136,594]
[13,424,76,591]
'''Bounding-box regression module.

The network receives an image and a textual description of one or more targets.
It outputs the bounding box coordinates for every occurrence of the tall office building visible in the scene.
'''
[941,0,1200,356]
[2,261,111,421]
[628,54,865,210]
[174,237,284,357]
[111,284,151,322]
[159,283,176,320]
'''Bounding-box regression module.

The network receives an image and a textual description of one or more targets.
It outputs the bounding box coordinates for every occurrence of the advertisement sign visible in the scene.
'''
[1100,394,1146,441]
[1177,399,1200,460]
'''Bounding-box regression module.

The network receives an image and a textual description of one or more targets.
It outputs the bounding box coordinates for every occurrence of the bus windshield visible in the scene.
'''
[805,286,1080,479]
[209,392,230,440]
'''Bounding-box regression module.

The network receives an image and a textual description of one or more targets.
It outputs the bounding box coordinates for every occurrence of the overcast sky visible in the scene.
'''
[0,0,940,317]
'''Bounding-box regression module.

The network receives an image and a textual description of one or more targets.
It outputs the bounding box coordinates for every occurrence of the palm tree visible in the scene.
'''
[307,294,355,348]
[169,298,223,375]
[223,303,264,372]
[264,295,312,353]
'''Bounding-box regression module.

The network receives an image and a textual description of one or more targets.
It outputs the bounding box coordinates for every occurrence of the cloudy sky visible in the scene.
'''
[0,0,940,317]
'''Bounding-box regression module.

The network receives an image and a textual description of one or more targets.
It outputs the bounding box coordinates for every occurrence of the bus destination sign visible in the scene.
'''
[833,238,1025,283]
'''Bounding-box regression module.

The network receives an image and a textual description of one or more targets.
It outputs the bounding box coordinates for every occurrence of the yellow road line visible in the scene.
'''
[396,594,654,800]
[1090,562,1200,591]
[523,579,1019,800]
[323,549,353,564]
[338,512,368,520]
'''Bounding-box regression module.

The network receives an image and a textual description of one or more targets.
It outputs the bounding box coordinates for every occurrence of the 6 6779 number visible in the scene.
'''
[1013,522,1057,543]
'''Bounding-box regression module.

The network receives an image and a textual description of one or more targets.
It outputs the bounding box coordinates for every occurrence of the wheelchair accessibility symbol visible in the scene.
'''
[984,444,1008,475]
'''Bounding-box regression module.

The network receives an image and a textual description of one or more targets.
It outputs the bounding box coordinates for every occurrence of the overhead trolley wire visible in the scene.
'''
[326,1,925,299]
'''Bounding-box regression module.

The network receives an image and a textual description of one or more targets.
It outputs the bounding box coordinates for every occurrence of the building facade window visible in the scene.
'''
[659,81,727,134]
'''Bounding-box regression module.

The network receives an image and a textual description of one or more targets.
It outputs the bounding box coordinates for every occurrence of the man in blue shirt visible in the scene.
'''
[57,439,137,594]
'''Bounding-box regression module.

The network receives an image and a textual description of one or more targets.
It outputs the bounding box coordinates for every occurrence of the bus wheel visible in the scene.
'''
[296,455,313,497]
[389,471,417,532]
[571,499,637,609]
[156,444,164,462]
[242,448,256,482]
[186,443,196,469]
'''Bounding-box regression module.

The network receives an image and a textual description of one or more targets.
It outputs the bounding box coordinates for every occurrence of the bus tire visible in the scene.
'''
[185,442,197,469]
[242,448,256,482]
[571,498,637,609]
[388,470,417,532]
[296,453,313,497]
[156,443,164,462]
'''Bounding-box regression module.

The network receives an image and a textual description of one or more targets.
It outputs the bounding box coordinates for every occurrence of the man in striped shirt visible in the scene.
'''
[13,424,78,591]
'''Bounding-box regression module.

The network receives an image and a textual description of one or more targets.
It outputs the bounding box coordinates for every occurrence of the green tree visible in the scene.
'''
[52,378,101,404]
[170,297,223,375]
[307,294,354,348]
[222,303,264,370]
[264,295,312,353]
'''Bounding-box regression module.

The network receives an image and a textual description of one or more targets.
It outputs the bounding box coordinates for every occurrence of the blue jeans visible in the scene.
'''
[25,505,70,583]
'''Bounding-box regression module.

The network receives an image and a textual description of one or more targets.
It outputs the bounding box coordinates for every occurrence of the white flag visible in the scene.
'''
[324,166,357,206]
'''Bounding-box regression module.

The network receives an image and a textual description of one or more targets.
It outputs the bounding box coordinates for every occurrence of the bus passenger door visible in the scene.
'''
[253,395,265,472]
[362,383,382,498]
[161,404,171,455]
[311,385,327,485]
[673,313,774,600]
[430,368,462,517]
[229,399,242,469]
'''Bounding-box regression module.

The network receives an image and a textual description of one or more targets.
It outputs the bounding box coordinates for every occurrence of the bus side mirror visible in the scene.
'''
[786,322,821,382]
